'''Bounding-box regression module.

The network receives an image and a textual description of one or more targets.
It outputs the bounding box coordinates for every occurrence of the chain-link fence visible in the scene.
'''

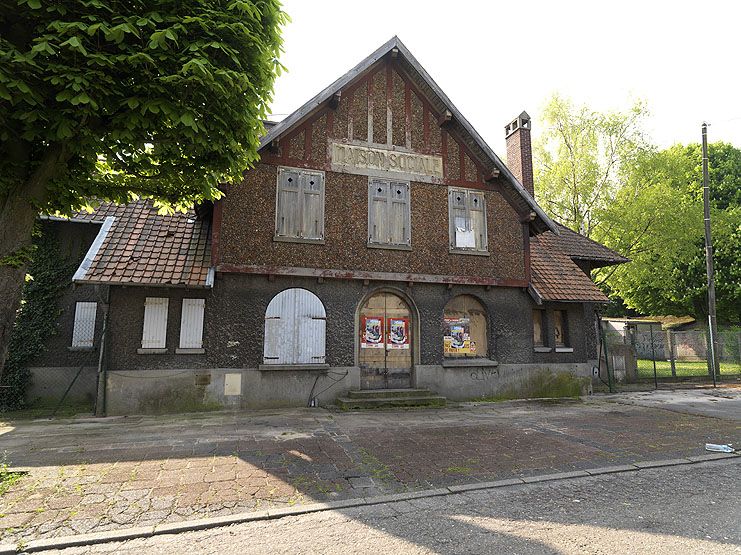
[601,322,741,385]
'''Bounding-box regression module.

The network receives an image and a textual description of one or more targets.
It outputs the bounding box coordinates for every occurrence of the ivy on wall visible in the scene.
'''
[0,225,76,410]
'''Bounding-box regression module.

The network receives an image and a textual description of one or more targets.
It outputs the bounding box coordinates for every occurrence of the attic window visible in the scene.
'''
[448,187,487,253]
[275,166,325,242]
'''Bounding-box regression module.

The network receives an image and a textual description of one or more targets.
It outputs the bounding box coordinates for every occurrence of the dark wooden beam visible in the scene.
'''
[438,110,452,126]
[329,91,341,109]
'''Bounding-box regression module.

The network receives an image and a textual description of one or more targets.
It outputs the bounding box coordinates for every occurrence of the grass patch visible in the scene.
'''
[0,457,24,497]
[0,399,93,423]
[637,359,741,378]
[478,369,587,402]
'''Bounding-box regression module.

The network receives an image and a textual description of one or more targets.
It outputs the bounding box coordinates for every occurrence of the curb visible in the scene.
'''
[3,452,738,554]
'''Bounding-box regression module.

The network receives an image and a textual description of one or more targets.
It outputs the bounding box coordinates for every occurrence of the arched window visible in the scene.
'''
[263,289,326,365]
[443,295,488,357]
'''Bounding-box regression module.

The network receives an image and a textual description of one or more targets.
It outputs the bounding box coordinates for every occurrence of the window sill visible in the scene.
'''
[273,236,325,245]
[259,363,330,372]
[176,348,205,355]
[68,346,94,352]
[137,348,168,355]
[367,242,412,251]
[534,346,552,353]
[449,248,490,257]
[442,358,499,368]
[555,347,574,353]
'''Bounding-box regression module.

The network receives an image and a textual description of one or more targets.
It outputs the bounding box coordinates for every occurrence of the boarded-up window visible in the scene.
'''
[71,302,97,348]
[275,167,325,240]
[179,298,205,349]
[443,295,488,357]
[533,310,545,347]
[448,188,487,251]
[141,297,168,349]
[368,179,411,246]
[263,288,326,365]
[554,310,569,347]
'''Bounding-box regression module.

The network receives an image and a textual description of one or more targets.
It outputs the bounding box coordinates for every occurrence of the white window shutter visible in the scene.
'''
[179,298,205,349]
[71,302,97,348]
[368,180,389,244]
[264,289,326,365]
[276,168,301,238]
[388,181,410,245]
[300,171,324,239]
[469,192,487,251]
[141,297,168,349]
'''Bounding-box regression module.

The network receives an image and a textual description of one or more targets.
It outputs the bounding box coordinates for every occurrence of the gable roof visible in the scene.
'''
[70,201,213,288]
[259,36,559,236]
[554,223,629,267]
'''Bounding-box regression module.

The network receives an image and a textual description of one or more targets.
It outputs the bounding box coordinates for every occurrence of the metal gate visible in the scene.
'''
[358,292,412,389]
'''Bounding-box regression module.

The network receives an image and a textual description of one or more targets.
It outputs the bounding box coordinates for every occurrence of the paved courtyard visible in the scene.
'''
[0,388,739,545]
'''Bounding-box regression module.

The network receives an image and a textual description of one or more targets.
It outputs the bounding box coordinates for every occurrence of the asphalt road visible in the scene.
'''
[52,457,741,555]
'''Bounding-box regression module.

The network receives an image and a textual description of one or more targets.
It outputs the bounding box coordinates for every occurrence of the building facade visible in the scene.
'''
[28,38,627,415]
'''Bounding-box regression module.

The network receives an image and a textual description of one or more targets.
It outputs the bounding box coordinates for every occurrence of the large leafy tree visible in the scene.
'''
[0,0,287,373]
[598,143,741,323]
[534,94,650,238]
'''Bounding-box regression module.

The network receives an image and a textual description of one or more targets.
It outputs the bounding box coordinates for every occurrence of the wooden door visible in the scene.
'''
[359,292,412,389]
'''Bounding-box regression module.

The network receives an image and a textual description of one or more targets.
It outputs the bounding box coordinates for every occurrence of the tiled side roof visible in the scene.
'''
[530,231,609,303]
[72,200,212,288]
[554,223,629,266]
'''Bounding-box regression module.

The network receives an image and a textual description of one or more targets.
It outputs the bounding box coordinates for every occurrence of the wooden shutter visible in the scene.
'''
[71,301,97,348]
[300,171,324,239]
[179,298,205,349]
[368,179,389,244]
[469,191,487,251]
[449,188,470,248]
[264,288,326,365]
[388,181,410,245]
[276,168,301,238]
[141,297,168,349]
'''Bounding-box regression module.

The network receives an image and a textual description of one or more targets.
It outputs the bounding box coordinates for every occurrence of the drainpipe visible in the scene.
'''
[94,286,110,417]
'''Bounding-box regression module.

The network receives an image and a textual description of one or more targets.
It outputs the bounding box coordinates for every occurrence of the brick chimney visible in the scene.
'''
[505,111,534,197]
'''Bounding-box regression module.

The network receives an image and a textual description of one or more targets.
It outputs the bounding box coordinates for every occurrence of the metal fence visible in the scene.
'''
[601,323,741,385]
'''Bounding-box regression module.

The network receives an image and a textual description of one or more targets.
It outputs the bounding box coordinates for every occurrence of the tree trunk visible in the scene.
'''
[0,193,37,379]
[0,143,68,377]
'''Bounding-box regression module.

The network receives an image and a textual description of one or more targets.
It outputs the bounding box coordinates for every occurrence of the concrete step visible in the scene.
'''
[336,395,447,410]
[346,388,433,399]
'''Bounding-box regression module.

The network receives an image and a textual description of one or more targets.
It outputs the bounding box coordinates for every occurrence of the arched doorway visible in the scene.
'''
[358,291,412,389]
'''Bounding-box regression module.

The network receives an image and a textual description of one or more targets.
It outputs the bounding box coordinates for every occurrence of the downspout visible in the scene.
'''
[94,286,110,417]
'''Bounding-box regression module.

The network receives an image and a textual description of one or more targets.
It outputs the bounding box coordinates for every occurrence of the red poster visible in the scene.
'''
[386,317,410,350]
[361,316,384,348]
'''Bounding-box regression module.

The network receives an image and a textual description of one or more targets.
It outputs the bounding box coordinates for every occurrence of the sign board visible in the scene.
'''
[331,142,443,182]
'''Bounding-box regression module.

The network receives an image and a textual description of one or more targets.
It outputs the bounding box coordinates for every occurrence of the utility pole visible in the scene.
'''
[702,122,720,384]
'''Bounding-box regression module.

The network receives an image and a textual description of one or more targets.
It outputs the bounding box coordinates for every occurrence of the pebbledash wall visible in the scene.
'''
[102,276,598,415]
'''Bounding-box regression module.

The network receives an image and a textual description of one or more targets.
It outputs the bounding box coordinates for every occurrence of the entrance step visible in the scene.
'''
[346,388,434,399]
[336,389,446,410]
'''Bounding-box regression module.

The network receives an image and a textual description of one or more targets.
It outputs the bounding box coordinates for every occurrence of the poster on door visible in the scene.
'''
[361,316,385,348]
[386,317,410,350]
[443,317,476,354]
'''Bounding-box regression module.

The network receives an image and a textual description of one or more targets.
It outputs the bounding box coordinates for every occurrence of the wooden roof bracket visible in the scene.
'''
[329,91,341,109]
[438,110,452,126]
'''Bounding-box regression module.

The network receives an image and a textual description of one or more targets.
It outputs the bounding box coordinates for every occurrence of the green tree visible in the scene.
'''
[0,0,287,373]
[596,143,741,324]
[534,94,650,238]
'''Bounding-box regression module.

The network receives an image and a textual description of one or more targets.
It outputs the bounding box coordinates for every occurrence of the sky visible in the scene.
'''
[268,0,741,156]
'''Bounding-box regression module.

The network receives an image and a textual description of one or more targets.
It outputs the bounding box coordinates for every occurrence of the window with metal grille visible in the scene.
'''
[368,178,411,247]
[71,302,97,348]
[448,187,487,252]
[141,297,168,349]
[275,167,325,241]
[263,288,326,365]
